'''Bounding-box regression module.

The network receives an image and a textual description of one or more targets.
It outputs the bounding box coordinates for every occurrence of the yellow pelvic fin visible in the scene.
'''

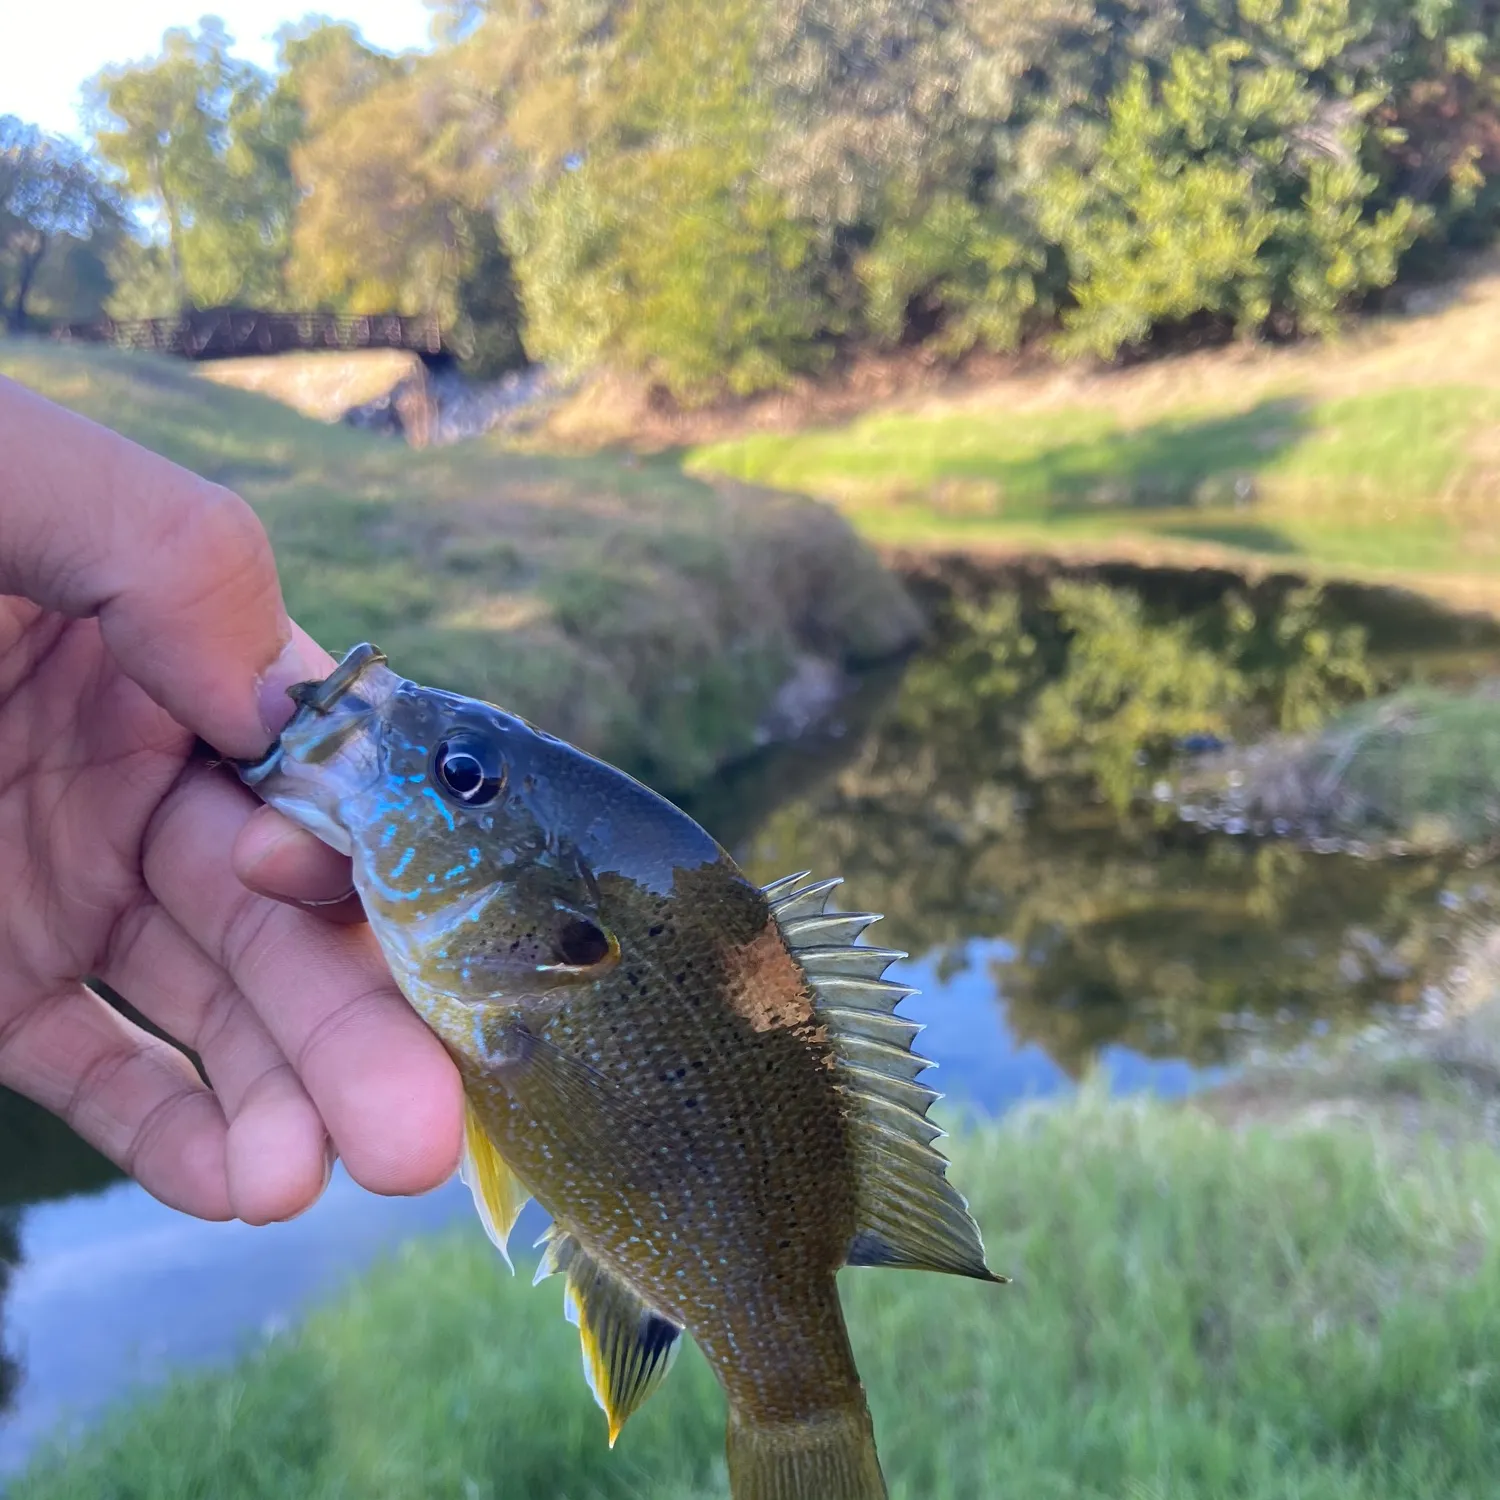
[765,871,1007,1285]
[534,1225,683,1446]
[459,1097,530,1272]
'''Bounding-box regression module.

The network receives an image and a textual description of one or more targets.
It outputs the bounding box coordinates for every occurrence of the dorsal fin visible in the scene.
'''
[534,1224,684,1446]
[459,1098,531,1272]
[765,872,1007,1286]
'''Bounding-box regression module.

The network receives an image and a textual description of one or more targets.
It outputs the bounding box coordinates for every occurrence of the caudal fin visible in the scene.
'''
[725,1404,888,1500]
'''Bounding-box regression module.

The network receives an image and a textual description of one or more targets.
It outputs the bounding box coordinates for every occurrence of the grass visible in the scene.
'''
[685,260,1500,614]
[1179,683,1500,855]
[15,1087,1500,1499]
[0,338,918,789]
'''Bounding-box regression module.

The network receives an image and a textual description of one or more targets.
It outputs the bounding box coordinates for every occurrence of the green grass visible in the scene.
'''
[686,384,1500,599]
[17,1090,1500,1499]
[1183,684,1500,854]
[0,338,918,789]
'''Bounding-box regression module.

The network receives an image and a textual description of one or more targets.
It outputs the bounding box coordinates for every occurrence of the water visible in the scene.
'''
[3,562,1499,1477]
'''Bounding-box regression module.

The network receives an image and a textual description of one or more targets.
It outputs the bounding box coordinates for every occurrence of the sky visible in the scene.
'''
[0,0,437,141]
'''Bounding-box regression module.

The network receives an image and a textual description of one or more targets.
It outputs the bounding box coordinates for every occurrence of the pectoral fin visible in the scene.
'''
[459,1098,530,1272]
[535,1225,683,1446]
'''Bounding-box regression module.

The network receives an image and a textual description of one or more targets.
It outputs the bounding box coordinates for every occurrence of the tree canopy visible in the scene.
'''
[6,0,1498,391]
[0,117,120,329]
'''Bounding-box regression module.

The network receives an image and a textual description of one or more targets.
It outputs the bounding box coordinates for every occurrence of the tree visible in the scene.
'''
[0,117,119,330]
[285,39,525,375]
[87,20,297,310]
[494,0,828,398]
[1035,31,1423,355]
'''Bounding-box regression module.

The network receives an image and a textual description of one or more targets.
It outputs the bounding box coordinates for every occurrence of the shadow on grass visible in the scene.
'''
[1040,397,1313,513]
[1153,522,1303,555]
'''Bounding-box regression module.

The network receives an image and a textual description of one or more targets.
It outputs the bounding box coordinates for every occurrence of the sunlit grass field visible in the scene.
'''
[16,1089,1500,1500]
[0,338,915,789]
[687,264,1500,613]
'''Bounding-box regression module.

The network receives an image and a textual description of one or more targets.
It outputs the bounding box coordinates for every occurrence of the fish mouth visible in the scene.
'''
[238,642,393,787]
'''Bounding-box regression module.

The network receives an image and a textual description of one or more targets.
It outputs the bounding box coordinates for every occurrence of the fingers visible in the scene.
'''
[100,900,332,1225]
[0,983,231,1220]
[233,805,365,923]
[0,375,332,758]
[144,765,464,1198]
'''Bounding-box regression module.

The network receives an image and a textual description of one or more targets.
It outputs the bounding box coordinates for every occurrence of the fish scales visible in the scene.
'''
[239,643,1004,1500]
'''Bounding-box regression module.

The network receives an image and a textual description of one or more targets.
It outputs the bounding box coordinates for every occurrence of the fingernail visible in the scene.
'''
[256,633,332,743]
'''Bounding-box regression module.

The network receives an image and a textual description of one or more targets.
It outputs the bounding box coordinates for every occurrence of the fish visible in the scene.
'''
[239,641,1004,1500]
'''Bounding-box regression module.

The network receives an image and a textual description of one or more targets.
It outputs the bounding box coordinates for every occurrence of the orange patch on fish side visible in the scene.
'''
[726,921,827,1039]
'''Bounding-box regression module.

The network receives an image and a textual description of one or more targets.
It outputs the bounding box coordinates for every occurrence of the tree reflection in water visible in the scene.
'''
[0,1085,123,1425]
[728,568,1500,1076]
[0,1208,17,1419]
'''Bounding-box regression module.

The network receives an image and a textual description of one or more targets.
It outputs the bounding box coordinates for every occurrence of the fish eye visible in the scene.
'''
[431,733,505,805]
[550,916,618,971]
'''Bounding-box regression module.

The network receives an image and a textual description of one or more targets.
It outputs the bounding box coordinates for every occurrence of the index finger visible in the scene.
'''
[0,374,330,758]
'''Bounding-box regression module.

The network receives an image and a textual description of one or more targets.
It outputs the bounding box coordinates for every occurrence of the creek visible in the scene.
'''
[5,560,1499,1478]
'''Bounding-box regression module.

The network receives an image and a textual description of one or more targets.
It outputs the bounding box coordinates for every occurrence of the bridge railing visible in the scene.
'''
[53,308,446,360]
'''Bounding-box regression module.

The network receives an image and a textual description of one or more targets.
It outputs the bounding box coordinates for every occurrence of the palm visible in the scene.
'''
[1,608,186,987]
[0,373,460,1224]
[0,605,459,1223]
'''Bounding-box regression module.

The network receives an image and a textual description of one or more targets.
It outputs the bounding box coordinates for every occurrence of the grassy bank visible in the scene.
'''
[16,1086,1500,1499]
[0,339,918,789]
[685,261,1500,616]
[1176,683,1500,856]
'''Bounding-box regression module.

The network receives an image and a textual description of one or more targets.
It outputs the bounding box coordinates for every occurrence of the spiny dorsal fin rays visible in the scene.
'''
[759,869,813,902]
[459,1098,530,1272]
[763,870,1007,1287]
[534,1225,684,1446]
[766,875,846,921]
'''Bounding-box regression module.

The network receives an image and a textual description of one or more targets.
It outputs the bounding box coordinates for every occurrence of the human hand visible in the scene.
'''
[0,374,463,1223]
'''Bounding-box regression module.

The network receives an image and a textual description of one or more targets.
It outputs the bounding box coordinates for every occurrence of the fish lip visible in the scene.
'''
[289,642,389,715]
[235,643,389,784]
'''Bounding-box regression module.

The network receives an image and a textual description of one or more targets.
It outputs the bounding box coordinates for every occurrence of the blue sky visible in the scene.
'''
[1,2,437,141]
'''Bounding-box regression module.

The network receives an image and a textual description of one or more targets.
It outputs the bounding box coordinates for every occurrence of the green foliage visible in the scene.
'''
[858,194,1045,356]
[506,0,827,398]
[21,1097,1500,1499]
[39,0,1500,394]
[1037,39,1423,354]
[280,22,526,375]
[87,20,298,311]
[1026,580,1249,807]
[0,117,120,328]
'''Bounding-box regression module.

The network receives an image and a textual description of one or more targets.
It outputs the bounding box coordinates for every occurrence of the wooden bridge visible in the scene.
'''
[54,307,446,361]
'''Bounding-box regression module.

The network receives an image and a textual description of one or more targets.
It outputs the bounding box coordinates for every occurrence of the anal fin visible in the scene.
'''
[535,1225,683,1446]
[459,1097,530,1272]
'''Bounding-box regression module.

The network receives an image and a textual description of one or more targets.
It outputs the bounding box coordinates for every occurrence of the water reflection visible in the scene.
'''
[1,1210,18,1421]
[721,568,1500,1073]
[0,1087,124,1438]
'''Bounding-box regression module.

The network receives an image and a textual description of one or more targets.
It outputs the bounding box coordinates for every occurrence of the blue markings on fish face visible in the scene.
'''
[267,668,728,1006]
[421,785,457,831]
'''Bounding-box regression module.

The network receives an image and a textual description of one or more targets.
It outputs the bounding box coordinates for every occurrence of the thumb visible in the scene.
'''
[0,374,333,757]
